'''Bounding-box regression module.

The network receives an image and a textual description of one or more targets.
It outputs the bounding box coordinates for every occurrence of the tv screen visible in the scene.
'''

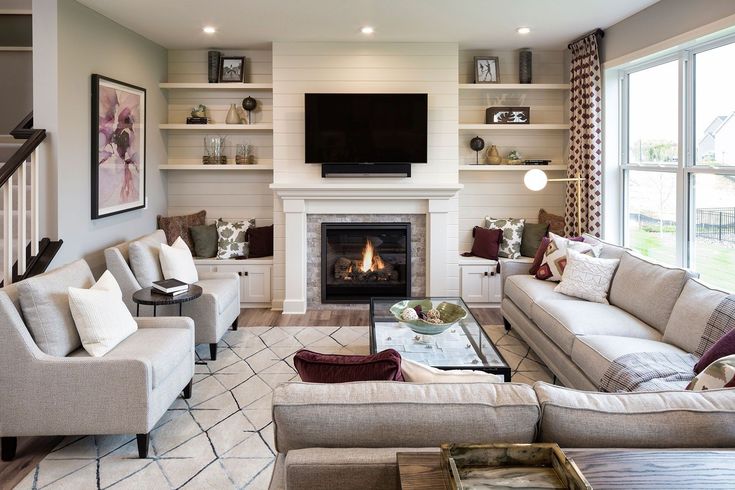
[305,93,428,164]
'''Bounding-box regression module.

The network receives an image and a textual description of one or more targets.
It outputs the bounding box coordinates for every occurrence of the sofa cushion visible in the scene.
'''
[553,249,619,304]
[609,252,689,333]
[532,299,661,356]
[534,381,735,448]
[68,326,193,388]
[504,275,576,319]
[294,349,404,383]
[128,230,166,288]
[571,335,689,387]
[664,279,729,354]
[581,233,628,260]
[17,259,95,357]
[195,277,239,313]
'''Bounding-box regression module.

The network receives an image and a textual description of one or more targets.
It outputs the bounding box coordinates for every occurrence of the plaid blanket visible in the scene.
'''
[696,295,735,357]
[599,351,697,392]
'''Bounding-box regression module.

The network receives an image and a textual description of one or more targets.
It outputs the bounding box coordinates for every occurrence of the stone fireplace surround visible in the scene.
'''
[271,183,463,314]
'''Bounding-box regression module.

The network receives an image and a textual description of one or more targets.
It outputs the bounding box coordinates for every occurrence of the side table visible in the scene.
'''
[132,285,203,317]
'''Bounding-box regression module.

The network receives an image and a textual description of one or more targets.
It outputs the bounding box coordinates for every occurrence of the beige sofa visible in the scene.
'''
[501,236,729,391]
[268,381,735,490]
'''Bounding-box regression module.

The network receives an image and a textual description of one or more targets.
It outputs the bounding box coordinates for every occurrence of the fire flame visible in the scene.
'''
[359,239,385,273]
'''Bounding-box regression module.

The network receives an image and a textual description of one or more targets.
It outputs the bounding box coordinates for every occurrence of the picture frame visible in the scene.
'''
[219,56,246,83]
[474,56,500,84]
[486,106,530,124]
[91,74,146,219]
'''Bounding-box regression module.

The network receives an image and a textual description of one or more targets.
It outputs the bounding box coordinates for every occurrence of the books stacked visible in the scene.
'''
[152,279,189,296]
[186,116,208,124]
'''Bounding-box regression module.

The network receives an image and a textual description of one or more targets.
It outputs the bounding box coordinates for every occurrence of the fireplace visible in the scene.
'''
[322,223,411,303]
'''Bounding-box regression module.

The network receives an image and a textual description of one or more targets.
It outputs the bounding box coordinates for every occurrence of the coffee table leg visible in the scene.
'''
[136,304,139,316]
[179,303,182,316]
[153,305,157,317]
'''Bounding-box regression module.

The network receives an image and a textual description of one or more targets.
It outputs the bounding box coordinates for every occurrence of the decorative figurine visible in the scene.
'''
[242,97,257,124]
[470,136,485,165]
[487,145,501,164]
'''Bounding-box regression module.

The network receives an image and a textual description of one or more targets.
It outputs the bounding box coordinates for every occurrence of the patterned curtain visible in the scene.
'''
[566,32,603,237]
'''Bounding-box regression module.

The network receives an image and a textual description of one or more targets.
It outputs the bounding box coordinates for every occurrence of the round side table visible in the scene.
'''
[132,285,203,316]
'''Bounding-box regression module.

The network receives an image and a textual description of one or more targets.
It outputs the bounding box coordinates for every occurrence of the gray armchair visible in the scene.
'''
[104,230,240,360]
[0,261,194,461]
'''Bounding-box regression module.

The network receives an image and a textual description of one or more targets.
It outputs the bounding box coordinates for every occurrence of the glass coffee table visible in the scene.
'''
[370,297,511,381]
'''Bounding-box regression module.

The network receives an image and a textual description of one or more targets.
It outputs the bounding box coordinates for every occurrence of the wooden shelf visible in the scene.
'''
[159,82,273,90]
[159,123,273,131]
[458,83,570,90]
[159,163,273,171]
[459,164,567,172]
[459,123,570,131]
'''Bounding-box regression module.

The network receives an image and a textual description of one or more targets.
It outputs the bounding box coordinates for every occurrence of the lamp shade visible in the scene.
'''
[524,169,548,191]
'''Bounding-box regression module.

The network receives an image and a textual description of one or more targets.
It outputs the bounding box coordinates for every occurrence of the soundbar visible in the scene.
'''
[321,163,411,178]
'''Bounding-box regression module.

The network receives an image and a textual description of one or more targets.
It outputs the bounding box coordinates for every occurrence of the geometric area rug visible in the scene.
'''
[14,324,553,490]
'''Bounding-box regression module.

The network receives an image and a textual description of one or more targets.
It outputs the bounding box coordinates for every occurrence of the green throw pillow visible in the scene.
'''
[189,224,218,258]
[521,222,550,258]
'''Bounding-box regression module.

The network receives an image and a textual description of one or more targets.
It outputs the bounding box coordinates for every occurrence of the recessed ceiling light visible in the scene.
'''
[203,26,216,34]
[516,26,531,35]
[361,26,375,35]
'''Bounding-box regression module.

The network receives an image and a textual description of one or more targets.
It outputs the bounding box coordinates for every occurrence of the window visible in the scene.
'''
[620,36,735,291]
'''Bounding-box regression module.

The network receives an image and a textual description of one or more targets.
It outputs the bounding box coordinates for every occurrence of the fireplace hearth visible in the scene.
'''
[322,223,411,303]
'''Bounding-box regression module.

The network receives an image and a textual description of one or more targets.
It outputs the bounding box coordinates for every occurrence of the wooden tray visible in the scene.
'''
[440,443,592,489]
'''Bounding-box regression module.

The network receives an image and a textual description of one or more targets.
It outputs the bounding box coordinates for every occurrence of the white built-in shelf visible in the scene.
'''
[159,82,273,90]
[159,162,273,171]
[459,164,567,172]
[159,123,273,132]
[458,83,570,91]
[459,123,570,131]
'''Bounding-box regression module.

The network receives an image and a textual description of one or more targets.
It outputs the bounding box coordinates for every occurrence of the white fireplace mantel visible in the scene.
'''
[271,183,463,314]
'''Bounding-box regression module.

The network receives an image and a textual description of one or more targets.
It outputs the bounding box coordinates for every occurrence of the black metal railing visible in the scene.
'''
[696,207,735,243]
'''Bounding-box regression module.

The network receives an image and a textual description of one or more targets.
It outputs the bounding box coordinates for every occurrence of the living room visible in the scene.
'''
[1,0,734,488]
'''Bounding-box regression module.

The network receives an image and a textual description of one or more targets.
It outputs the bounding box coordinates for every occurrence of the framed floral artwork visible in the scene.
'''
[91,74,146,219]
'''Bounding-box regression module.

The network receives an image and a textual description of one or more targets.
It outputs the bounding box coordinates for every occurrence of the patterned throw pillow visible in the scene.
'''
[157,210,206,251]
[539,208,565,236]
[216,218,254,259]
[535,233,598,282]
[554,248,620,304]
[686,354,735,391]
[485,217,525,259]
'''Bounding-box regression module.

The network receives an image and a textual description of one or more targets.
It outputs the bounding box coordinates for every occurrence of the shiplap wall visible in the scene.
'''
[271,42,460,308]
[457,49,568,253]
[165,49,274,226]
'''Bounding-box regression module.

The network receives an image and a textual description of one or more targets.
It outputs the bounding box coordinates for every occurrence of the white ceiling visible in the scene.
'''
[77,0,659,50]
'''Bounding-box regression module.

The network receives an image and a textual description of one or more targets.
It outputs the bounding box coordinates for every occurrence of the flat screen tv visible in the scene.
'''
[305,93,428,164]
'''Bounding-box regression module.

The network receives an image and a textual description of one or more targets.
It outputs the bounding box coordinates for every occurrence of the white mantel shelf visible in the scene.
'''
[269,183,463,199]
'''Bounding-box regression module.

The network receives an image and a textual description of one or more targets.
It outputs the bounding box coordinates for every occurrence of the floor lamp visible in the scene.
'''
[524,169,584,236]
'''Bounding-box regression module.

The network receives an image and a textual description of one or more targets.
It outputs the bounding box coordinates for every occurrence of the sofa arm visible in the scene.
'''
[135,316,195,332]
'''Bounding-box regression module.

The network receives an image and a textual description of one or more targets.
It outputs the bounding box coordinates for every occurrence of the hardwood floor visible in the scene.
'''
[0,306,503,488]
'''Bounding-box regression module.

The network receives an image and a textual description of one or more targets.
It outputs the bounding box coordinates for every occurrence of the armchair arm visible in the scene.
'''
[198,271,239,281]
[135,316,195,332]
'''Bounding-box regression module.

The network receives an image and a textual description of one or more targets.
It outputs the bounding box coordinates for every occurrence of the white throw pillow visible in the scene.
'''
[160,237,199,284]
[535,233,600,282]
[401,358,503,383]
[68,271,138,357]
[555,248,620,304]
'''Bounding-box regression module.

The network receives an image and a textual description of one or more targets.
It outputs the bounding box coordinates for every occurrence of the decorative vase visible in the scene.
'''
[519,49,532,84]
[226,103,241,124]
[207,50,221,83]
[487,145,501,164]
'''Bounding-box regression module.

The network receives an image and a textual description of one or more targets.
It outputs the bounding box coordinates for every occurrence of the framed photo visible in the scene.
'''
[219,56,246,83]
[474,56,500,84]
[486,106,530,124]
[91,74,146,219]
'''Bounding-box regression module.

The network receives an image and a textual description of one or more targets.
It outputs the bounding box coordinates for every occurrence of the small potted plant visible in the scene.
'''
[505,150,523,165]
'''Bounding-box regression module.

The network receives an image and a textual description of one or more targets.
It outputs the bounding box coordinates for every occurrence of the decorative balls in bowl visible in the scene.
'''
[389,299,468,335]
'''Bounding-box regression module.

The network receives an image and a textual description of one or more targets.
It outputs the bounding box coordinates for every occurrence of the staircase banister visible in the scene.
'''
[9,112,35,140]
[0,128,45,188]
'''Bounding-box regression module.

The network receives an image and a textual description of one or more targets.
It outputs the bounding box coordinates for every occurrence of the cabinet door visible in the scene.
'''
[461,266,490,303]
[487,270,502,303]
[240,266,271,303]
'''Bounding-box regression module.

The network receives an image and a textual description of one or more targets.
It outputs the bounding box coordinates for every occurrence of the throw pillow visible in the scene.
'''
[157,210,206,251]
[128,230,166,288]
[485,217,525,259]
[294,348,404,383]
[539,208,565,236]
[686,354,735,391]
[401,358,503,383]
[216,218,254,259]
[470,226,503,260]
[247,224,274,258]
[695,329,735,374]
[520,222,549,258]
[554,249,620,304]
[535,233,598,282]
[189,224,218,258]
[68,271,138,357]
[159,237,199,284]
[529,236,584,275]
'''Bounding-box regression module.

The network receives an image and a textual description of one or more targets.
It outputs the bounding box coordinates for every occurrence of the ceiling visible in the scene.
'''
[77,0,659,50]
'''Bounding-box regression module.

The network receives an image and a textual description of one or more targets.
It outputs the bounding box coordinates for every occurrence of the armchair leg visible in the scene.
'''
[182,378,193,399]
[136,433,149,458]
[1,437,16,462]
[503,317,512,332]
[231,317,238,331]
[209,343,218,361]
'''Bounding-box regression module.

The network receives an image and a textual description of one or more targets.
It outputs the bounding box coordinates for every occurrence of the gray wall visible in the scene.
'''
[0,51,32,134]
[33,0,168,274]
[604,0,735,64]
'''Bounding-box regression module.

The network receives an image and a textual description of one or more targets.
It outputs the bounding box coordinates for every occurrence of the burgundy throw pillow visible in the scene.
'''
[528,236,584,275]
[246,225,273,258]
[470,227,503,260]
[294,348,404,383]
[694,329,735,374]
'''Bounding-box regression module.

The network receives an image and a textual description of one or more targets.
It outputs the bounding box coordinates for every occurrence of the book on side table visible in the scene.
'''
[152,279,189,295]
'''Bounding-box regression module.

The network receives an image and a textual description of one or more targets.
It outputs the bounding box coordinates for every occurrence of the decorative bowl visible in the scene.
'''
[389,300,468,335]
